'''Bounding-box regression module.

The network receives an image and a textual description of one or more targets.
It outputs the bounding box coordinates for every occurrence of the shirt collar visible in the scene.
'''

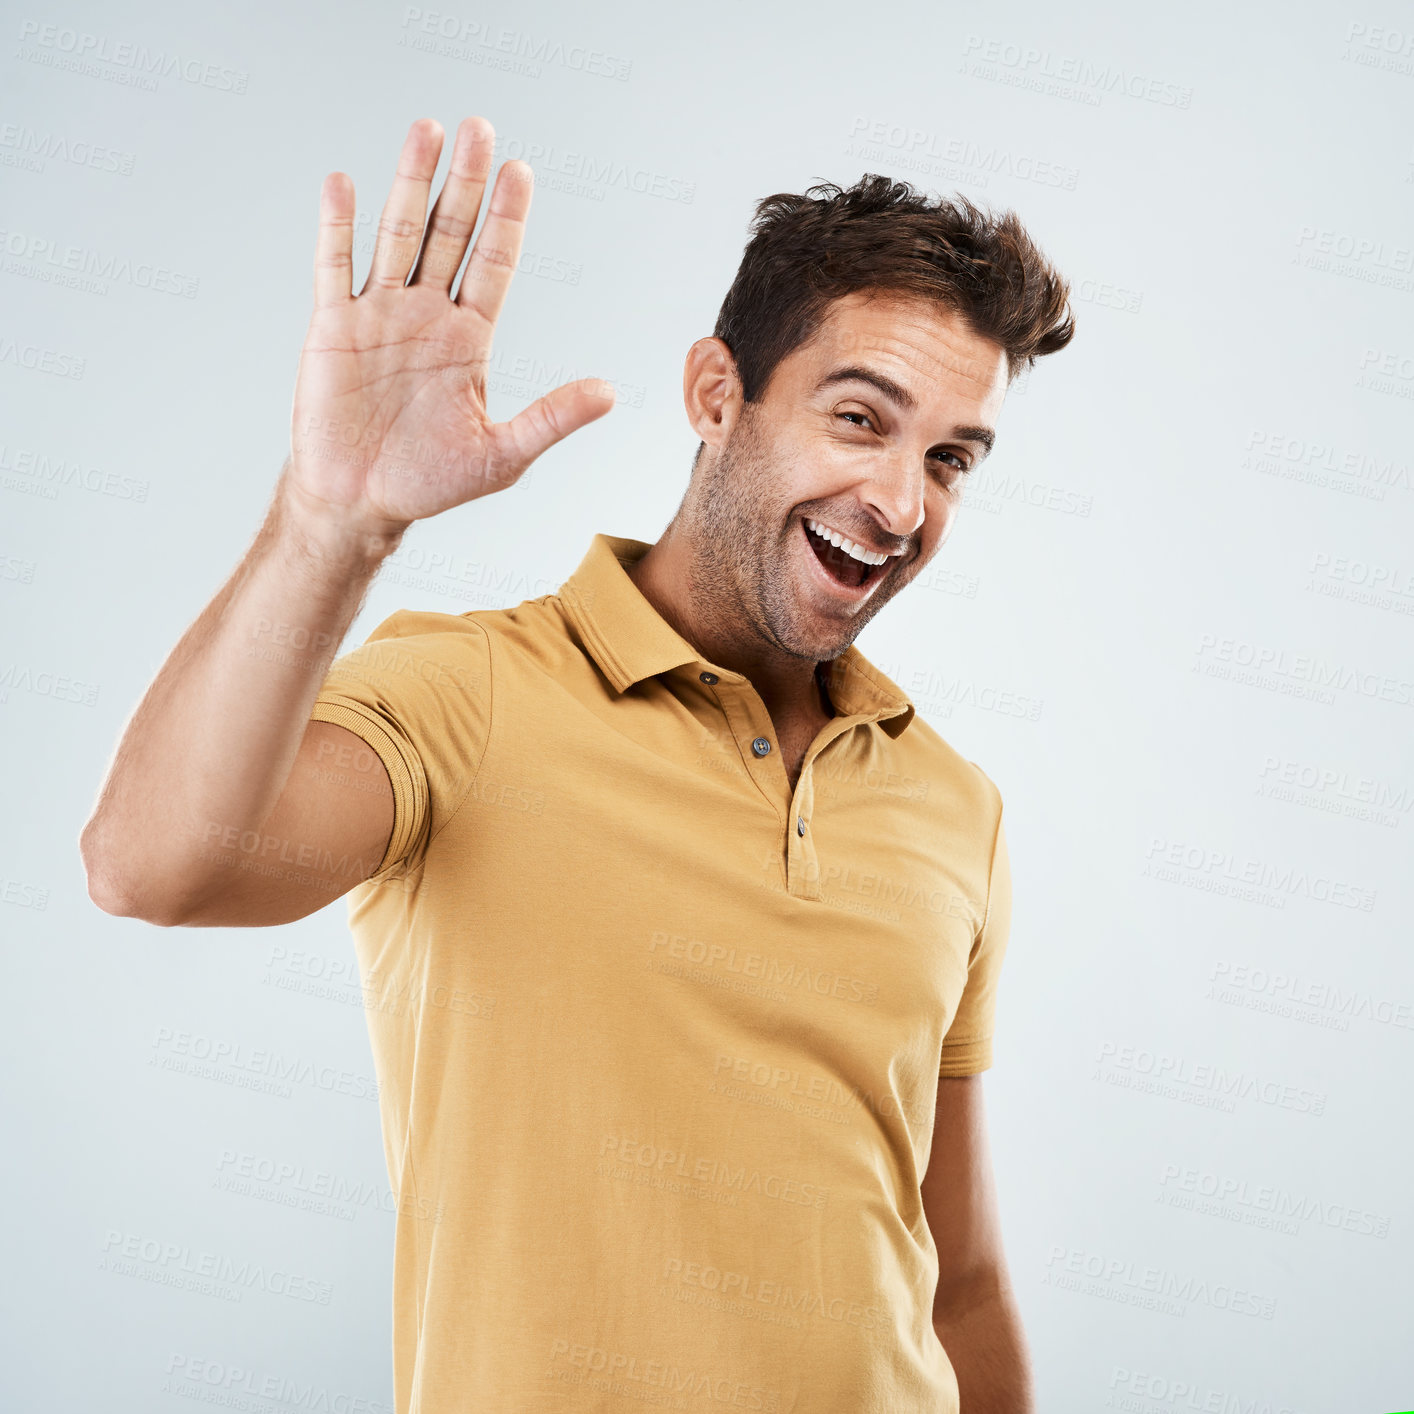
[559,533,916,739]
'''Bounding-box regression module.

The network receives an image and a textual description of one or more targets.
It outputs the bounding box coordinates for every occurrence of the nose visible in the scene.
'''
[859,451,926,544]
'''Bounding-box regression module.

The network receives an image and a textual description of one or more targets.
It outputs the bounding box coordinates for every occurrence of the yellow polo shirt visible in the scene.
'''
[310,532,1012,1414]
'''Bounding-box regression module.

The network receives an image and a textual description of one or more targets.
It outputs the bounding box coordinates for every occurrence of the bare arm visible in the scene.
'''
[80,482,401,926]
[79,114,614,927]
[921,1073,1035,1413]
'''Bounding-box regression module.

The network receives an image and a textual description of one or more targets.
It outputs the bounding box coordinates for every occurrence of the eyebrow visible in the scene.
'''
[815,365,996,457]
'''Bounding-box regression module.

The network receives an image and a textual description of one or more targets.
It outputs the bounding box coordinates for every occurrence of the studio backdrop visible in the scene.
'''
[3,1,1411,1410]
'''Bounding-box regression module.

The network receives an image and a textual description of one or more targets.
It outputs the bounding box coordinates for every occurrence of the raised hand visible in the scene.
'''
[287,116,614,539]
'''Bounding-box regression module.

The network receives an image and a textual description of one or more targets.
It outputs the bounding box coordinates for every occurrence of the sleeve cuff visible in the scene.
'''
[310,696,427,880]
[939,1036,993,1077]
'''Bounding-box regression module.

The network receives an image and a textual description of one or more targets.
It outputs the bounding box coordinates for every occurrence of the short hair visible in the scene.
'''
[712,172,1075,403]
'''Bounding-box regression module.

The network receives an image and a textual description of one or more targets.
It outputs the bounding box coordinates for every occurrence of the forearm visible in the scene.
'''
[933,1279,1034,1414]
[82,114,612,919]
[80,464,404,918]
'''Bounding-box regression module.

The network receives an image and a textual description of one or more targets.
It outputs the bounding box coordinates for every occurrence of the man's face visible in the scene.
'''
[691,290,1009,663]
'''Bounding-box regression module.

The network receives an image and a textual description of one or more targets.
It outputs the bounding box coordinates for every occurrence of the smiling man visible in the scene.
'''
[81,114,1073,1414]
[630,281,1013,791]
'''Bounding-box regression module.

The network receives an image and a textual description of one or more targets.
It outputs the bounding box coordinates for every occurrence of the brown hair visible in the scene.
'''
[712,172,1075,402]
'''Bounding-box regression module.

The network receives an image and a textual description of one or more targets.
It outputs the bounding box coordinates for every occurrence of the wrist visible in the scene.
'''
[275,472,410,569]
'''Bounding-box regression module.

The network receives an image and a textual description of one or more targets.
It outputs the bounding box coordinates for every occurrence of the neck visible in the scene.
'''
[625,523,834,727]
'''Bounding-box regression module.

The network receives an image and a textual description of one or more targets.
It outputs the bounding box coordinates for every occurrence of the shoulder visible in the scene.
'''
[359,591,570,648]
[356,606,488,644]
[340,591,594,700]
[332,607,492,694]
[893,711,1004,824]
[459,592,591,679]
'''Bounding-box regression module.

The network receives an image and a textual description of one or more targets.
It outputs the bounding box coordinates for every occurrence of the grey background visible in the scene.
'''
[3,0,1411,1409]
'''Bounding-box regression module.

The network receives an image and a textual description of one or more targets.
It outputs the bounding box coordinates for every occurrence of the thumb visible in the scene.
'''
[489,377,617,482]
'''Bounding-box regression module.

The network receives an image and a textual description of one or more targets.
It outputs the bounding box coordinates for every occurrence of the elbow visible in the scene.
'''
[79,828,190,927]
[87,873,192,928]
[79,823,126,915]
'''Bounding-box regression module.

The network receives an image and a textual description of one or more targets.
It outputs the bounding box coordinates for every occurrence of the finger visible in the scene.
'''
[313,172,355,308]
[407,116,495,294]
[454,159,534,324]
[485,378,617,483]
[360,118,445,294]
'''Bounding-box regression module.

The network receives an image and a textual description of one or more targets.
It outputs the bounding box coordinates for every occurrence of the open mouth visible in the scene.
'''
[800,518,895,592]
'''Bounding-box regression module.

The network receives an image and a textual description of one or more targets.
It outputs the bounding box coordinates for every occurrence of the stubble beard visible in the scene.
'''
[686,418,883,665]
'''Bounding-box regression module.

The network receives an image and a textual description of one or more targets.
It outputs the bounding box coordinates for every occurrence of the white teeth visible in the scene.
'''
[804,518,894,567]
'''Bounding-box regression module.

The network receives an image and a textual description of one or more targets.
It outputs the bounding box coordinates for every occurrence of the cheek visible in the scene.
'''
[925,490,960,538]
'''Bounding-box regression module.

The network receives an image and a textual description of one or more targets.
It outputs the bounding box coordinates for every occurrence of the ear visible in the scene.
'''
[683,337,744,451]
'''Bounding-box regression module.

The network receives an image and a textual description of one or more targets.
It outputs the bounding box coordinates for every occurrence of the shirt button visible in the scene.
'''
[699,671,718,685]
[751,736,772,757]
[797,816,806,836]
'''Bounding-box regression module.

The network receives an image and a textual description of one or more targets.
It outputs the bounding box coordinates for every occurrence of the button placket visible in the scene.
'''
[695,667,791,820]
[787,764,820,899]
[693,664,886,902]
[787,721,877,900]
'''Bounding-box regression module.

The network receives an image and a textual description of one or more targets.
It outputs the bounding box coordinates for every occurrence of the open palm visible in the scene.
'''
[288,117,614,537]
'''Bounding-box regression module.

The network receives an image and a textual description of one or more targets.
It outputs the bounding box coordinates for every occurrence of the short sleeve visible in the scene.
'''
[938,803,1012,1076]
[309,608,493,884]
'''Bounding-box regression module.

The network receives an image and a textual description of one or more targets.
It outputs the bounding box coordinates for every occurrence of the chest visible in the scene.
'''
[445,685,989,1014]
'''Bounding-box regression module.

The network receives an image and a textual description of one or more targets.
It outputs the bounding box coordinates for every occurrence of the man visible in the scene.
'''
[81,114,1073,1412]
